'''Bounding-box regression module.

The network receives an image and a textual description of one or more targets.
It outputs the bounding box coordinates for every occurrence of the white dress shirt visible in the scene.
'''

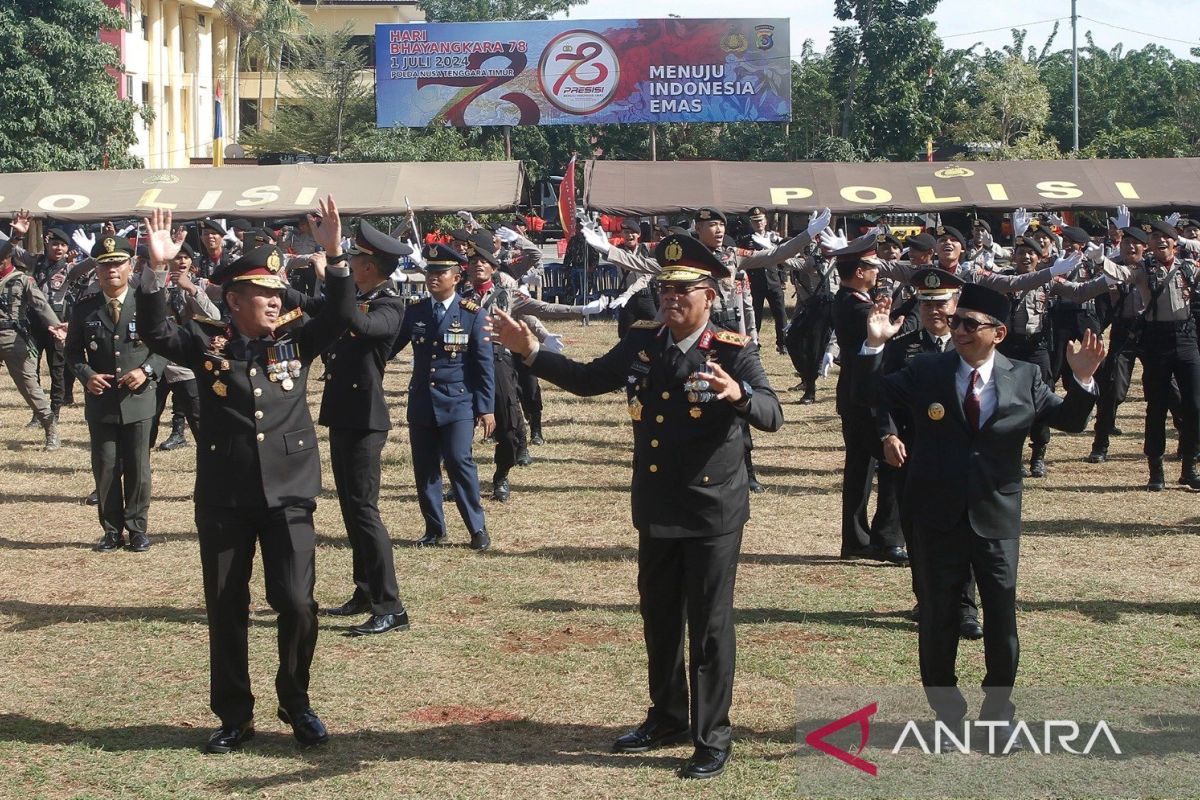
[956,353,997,426]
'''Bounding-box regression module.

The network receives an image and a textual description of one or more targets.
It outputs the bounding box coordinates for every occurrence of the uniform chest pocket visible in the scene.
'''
[284,428,317,454]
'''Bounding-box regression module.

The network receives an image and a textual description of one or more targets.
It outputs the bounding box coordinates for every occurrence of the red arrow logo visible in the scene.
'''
[804,702,878,776]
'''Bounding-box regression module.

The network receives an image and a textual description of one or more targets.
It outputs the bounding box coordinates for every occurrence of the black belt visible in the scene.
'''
[1007,332,1046,345]
[1142,319,1194,332]
[0,320,19,331]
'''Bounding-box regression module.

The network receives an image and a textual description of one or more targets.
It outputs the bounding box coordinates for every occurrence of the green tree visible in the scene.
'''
[415,0,586,22]
[0,0,143,171]
[951,55,1051,149]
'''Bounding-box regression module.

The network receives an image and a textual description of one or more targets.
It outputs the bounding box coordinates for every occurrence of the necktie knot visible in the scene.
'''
[109,298,122,324]
[433,300,445,323]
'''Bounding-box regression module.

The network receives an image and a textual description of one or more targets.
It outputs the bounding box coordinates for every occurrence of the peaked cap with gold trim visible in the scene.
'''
[210,244,287,289]
[654,233,730,283]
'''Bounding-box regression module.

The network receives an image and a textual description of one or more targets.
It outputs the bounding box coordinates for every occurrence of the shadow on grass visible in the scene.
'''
[1022,519,1199,537]
[1020,598,1200,623]
[0,531,197,551]
[491,545,895,570]
[519,599,913,630]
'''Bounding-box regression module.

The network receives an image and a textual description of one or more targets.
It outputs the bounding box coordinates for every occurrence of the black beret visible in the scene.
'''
[876,233,903,248]
[246,227,276,248]
[198,218,227,236]
[1121,226,1149,244]
[933,224,966,247]
[46,227,72,245]
[694,207,727,225]
[464,230,499,267]
[175,242,196,259]
[1144,219,1179,238]
[91,235,133,264]
[957,283,1010,323]
[655,233,730,283]
[228,218,254,232]
[449,228,473,243]
[1061,226,1090,245]
[906,232,936,252]
[620,219,641,233]
[1012,235,1044,252]
[972,219,992,233]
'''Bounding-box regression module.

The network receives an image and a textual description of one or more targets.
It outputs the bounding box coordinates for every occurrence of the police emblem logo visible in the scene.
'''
[664,241,684,262]
[103,237,116,254]
[465,242,477,257]
[720,32,748,53]
[689,406,703,419]
[1142,224,1154,233]
[266,249,282,273]
[1028,219,1041,230]
[928,402,945,421]
[698,209,712,220]
[924,273,940,288]
[877,234,887,244]
[935,226,946,236]
[754,24,775,50]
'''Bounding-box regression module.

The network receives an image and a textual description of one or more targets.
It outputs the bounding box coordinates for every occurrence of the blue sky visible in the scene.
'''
[558,0,1197,60]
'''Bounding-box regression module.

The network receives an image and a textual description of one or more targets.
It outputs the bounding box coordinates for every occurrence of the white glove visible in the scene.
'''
[980,229,994,249]
[519,271,540,287]
[405,241,426,269]
[542,333,565,354]
[71,228,96,255]
[1165,212,1182,229]
[515,283,531,297]
[580,296,610,315]
[819,226,848,252]
[1048,251,1082,278]
[1012,207,1031,238]
[819,352,835,378]
[805,207,833,239]
[581,225,611,255]
[1104,274,1121,286]
[496,226,519,244]
[1084,242,1104,262]
[750,233,773,250]
[1110,204,1131,230]
[1046,212,1066,228]
[456,210,477,230]
[609,292,630,309]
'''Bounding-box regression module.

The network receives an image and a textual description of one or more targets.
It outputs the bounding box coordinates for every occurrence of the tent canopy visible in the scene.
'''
[583,158,1200,216]
[0,161,526,222]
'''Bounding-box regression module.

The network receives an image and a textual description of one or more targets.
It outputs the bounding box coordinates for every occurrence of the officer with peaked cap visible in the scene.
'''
[830,235,908,564]
[487,231,783,780]
[302,219,413,634]
[393,242,494,550]
[856,282,1103,738]
[65,234,167,553]
[136,201,356,754]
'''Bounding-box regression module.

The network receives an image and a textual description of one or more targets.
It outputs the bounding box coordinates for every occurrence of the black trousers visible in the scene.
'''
[88,416,152,537]
[1140,324,1200,461]
[1050,309,1101,384]
[197,501,318,727]
[150,378,200,447]
[998,335,1052,448]
[749,269,787,350]
[617,291,657,338]
[639,528,742,751]
[492,352,522,480]
[34,326,71,411]
[785,300,833,386]
[917,516,1019,723]
[1093,326,1183,450]
[329,428,402,615]
[840,408,902,551]
[514,358,542,429]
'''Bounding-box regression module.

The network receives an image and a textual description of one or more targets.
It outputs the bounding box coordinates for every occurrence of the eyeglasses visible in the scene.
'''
[658,284,707,297]
[948,315,1000,333]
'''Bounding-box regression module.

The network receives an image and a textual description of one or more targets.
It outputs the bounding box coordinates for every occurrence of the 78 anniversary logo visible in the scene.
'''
[537,29,621,115]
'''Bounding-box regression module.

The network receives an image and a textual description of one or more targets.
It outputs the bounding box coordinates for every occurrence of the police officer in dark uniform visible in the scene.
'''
[614,219,658,337]
[65,235,165,553]
[393,243,495,550]
[831,236,908,563]
[136,202,355,754]
[784,243,839,404]
[741,207,787,354]
[195,218,235,280]
[487,232,783,780]
[9,225,77,416]
[1049,226,1105,383]
[313,220,411,634]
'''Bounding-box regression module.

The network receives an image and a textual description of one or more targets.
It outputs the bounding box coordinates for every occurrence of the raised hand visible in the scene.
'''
[580,224,611,255]
[485,308,538,357]
[693,360,744,404]
[10,209,32,237]
[1110,204,1130,230]
[806,207,833,239]
[1165,212,1182,229]
[1012,207,1031,239]
[309,195,342,256]
[865,298,905,347]
[818,226,848,253]
[142,209,182,266]
[1066,328,1106,384]
[1049,250,1083,278]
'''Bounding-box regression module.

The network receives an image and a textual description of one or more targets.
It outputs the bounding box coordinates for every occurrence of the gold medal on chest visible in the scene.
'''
[628,397,643,421]
[689,406,703,419]
[211,380,227,398]
[928,402,945,421]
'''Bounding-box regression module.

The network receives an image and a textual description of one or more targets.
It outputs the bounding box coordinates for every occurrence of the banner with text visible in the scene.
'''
[375,18,791,128]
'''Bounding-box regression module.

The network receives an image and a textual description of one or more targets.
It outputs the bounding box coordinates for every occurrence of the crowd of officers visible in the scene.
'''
[1,200,1199,771]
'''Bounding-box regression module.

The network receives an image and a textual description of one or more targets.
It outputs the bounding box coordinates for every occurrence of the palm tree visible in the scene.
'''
[216,0,264,131]
[261,0,311,128]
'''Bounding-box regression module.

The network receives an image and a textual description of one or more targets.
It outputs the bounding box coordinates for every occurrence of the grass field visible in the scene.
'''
[0,318,1197,799]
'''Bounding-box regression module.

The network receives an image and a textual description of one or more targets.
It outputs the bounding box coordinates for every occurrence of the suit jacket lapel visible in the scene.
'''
[942,351,969,430]
[983,352,1015,431]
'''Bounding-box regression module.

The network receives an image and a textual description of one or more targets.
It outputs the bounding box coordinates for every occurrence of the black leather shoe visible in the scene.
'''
[959,618,984,640]
[530,430,545,445]
[612,720,690,753]
[876,546,910,566]
[95,531,124,552]
[349,612,410,636]
[1148,459,1166,492]
[205,721,254,754]
[1111,425,1123,436]
[800,388,816,405]
[321,597,371,617]
[909,603,920,622]
[1085,448,1107,464]
[126,532,151,552]
[415,531,448,547]
[277,707,329,747]
[1179,463,1200,490]
[492,478,511,502]
[681,745,731,779]
[1029,458,1047,478]
[84,491,99,506]
[469,529,491,552]
[515,447,533,467]
[748,476,767,494]
[985,721,1025,756]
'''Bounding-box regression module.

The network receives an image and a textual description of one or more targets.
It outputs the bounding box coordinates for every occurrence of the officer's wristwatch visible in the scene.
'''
[142,364,155,379]
[732,381,753,411]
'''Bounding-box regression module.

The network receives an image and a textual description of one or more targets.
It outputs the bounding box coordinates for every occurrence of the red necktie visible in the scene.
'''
[964,369,981,431]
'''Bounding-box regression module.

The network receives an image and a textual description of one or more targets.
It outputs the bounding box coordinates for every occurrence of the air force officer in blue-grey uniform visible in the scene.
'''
[392,244,495,551]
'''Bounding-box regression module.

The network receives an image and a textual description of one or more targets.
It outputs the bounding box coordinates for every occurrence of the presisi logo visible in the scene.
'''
[538,29,620,115]
[804,702,879,776]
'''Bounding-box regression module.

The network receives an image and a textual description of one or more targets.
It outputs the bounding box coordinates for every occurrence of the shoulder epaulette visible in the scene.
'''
[192,315,226,330]
[714,330,749,347]
[275,307,303,328]
[629,319,662,330]
[460,298,480,313]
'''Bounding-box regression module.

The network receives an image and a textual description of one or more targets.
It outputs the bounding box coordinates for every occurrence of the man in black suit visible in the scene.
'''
[66,235,167,553]
[137,201,354,754]
[855,283,1105,738]
[488,233,783,780]
[830,236,907,564]
[314,221,411,636]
